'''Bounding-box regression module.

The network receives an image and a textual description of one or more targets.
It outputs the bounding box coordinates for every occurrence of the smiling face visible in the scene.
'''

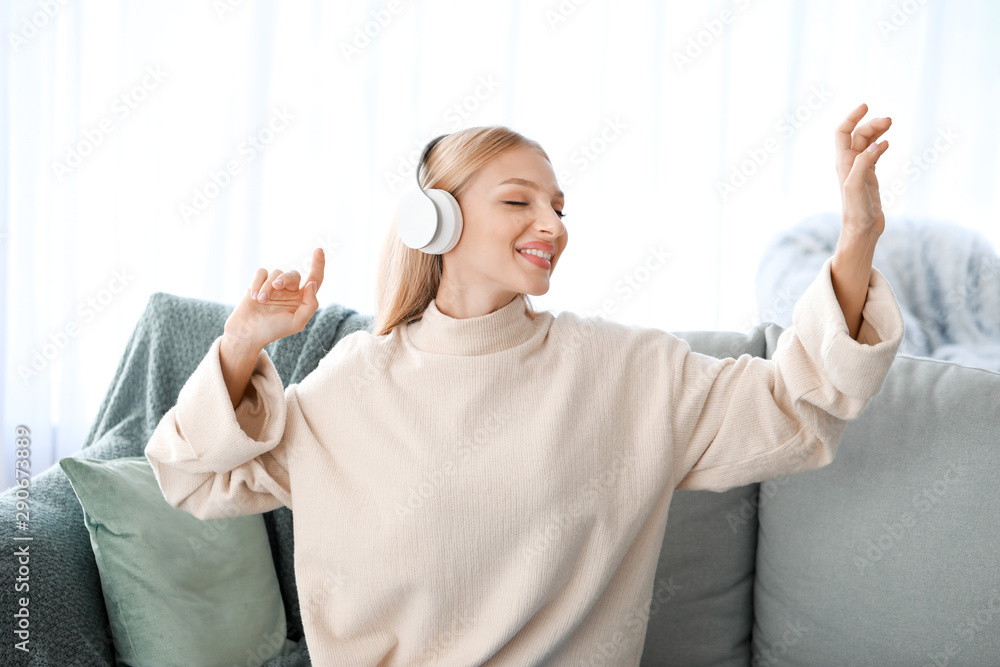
[435,145,569,319]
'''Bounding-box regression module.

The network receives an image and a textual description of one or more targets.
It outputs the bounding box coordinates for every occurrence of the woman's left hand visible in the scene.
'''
[835,103,891,239]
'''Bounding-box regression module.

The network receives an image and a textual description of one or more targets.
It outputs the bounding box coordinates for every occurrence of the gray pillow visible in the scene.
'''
[752,355,1000,665]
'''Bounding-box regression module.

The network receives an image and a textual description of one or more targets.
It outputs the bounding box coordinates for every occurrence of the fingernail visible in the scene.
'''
[273,279,283,287]
[258,292,267,302]
[866,142,878,153]
[251,290,258,299]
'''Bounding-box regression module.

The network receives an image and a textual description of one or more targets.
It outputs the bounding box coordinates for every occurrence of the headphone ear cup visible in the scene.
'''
[421,189,463,255]
[397,186,440,251]
[397,186,463,255]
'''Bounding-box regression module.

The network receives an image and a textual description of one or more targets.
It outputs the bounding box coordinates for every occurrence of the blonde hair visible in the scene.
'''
[373,126,552,337]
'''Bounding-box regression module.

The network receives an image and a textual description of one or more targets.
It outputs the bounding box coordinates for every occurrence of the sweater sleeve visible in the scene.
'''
[144,334,318,520]
[669,255,905,492]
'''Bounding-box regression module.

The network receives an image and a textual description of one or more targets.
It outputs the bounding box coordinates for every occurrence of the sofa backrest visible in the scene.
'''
[638,322,784,667]
[749,353,1000,665]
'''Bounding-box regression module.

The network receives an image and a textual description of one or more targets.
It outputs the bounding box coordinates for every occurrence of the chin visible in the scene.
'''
[522,282,551,297]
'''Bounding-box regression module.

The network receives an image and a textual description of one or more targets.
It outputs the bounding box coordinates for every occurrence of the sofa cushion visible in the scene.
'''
[59,455,299,666]
[639,322,783,666]
[752,355,1000,665]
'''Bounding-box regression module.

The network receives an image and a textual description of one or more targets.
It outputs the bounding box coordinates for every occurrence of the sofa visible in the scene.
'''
[2,290,998,666]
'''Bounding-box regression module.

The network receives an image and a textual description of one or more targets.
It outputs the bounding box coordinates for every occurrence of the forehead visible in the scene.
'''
[480,146,562,196]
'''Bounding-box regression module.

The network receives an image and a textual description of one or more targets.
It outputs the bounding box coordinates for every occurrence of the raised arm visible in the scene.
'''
[665,104,903,491]
[668,255,904,493]
[221,333,264,409]
[832,102,892,341]
[144,334,320,521]
[144,246,328,519]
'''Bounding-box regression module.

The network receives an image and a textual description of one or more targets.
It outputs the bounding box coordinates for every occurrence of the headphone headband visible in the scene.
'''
[417,133,449,188]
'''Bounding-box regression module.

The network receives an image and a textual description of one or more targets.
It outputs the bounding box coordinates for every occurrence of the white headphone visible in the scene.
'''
[397,134,464,255]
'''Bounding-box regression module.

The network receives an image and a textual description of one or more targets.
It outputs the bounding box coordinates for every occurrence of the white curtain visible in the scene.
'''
[3,0,998,491]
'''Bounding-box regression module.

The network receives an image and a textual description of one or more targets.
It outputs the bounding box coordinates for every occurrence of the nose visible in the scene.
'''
[536,207,566,240]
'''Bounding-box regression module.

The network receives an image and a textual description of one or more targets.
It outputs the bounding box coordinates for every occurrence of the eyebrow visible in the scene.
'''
[497,177,565,201]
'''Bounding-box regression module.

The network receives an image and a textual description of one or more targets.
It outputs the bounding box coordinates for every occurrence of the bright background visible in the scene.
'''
[3,0,998,490]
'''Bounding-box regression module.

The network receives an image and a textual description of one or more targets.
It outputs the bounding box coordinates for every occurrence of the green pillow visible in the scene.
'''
[59,455,298,667]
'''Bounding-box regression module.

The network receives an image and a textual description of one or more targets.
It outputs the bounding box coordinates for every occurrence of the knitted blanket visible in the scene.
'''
[755,211,1000,370]
[0,290,372,666]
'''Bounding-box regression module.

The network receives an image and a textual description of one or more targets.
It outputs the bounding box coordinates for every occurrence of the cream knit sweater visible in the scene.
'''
[145,255,904,666]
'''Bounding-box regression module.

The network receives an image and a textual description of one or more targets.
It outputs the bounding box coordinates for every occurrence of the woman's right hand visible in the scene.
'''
[223,247,326,352]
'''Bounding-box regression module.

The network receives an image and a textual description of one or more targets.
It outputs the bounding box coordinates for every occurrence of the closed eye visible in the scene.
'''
[503,201,566,219]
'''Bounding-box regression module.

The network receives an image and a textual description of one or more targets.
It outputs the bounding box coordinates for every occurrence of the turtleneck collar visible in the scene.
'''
[401,295,539,355]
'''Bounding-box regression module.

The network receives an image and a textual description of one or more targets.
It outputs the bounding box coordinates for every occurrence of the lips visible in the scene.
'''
[518,249,552,269]
[515,241,556,255]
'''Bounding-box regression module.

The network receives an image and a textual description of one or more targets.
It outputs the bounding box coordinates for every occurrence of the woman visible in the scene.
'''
[145,103,904,665]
